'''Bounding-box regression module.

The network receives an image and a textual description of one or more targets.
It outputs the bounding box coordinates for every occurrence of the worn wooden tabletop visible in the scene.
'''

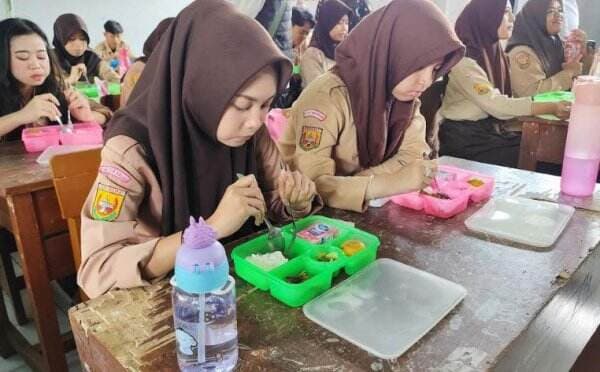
[69,157,600,372]
[0,142,53,198]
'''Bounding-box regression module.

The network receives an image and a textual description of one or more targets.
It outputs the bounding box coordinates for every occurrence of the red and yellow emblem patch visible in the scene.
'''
[91,183,126,221]
[299,126,323,151]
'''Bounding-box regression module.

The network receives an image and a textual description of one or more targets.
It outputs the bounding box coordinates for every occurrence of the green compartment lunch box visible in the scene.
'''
[232,215,380,307]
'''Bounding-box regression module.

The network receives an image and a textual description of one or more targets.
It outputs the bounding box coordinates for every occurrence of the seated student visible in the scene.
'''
[506,0,586,97]
[439,0,570,168]
[94,20,135,72]
[52,14,120,85]
[78,0,321,298]
[300,0,351,87]
[279,0,465,212]
[0,18,111,142]
[291,7,315,65]
[316,0,369,31]
[121,18,174,106]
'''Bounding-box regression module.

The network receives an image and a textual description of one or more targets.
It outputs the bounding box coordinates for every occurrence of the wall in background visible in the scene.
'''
[9,0,194,56]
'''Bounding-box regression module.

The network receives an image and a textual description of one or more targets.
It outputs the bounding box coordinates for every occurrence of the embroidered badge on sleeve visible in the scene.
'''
[303,109,327,121]
[91,183,127,221]
[299,126,323,151]
[516,52,531,70]
[474,83,492,95]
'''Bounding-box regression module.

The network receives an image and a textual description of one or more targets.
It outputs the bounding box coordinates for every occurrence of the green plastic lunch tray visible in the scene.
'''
[533,91,574,103]
[231,215,380,307]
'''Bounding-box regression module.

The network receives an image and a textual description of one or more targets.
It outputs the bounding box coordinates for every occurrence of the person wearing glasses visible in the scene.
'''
[506,0,586,97]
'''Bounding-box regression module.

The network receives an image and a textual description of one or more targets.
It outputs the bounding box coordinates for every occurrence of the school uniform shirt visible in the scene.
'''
[507,45,580,97]
[440,57,533,122]
[94,40,135,64]
[279,71,429,213]
[120,61,146,106]
[300,46,336,88]
[79,128,319,298]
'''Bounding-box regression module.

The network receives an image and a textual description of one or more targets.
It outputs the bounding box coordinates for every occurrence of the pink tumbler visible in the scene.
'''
[561,76,600,196]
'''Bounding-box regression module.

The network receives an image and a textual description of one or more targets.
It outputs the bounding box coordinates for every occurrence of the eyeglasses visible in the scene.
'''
[546,9,564,17]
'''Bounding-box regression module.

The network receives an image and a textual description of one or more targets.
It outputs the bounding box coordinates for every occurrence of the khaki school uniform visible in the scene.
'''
[300,47,336,88]
[120,61,145,106]
[507,45,581,98]
[94,40,136,63]
[441,57,533,123]
[279,71,429,213]
[79,127,319,298]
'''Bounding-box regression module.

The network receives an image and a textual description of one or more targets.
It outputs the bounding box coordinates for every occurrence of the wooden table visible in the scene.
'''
[517,116,568,171]
[0,142,75,371]
[69,157,600,371]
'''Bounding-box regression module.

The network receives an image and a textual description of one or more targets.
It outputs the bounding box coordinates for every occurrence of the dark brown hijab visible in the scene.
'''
[455,0,512,95]
[137,18,174,64]
[52,14,102,81]
[507,0,564,76]
[105,0,292,235]
[310,0,351,60]
[335,0,464,169]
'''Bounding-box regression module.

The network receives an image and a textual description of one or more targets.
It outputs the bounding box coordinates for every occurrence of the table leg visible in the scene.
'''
[8,193,68,372]
[518,121,541,171]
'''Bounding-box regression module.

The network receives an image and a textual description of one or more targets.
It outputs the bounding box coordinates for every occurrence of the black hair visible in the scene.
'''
[292,7,316,28]
[104,20,124,34]
[0,18,66,118]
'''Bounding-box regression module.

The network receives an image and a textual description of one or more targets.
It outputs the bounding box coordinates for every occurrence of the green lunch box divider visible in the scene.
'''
[268,257,333,308]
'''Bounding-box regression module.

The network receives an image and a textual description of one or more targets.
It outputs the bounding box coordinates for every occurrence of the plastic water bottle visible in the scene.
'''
[561,76,600,196]
[171,217,238,371]
[118,47,131,76]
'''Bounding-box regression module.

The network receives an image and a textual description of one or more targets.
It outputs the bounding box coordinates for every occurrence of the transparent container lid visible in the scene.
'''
[303,259,467,359]
[465,197,575,248]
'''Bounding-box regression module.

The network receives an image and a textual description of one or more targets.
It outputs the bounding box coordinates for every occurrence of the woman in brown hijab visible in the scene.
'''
[300,0,351,87]
[279,0,465,212]
[78,0,320,298]
[506,0,585,97]
[121,18,174,106]
[439,0,570,168]
[52,13,119,85]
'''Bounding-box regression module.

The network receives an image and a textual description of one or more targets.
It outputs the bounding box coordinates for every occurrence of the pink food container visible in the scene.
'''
[422,192,470,219]
[21,126,60,152]
[59,122,103,146]
[391,192,424,210]
[438,165,494,203]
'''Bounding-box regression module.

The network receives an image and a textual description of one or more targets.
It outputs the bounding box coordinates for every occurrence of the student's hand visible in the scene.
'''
[65,89,95,122]
[367,159,437,200]
[18,93,61,124]
[553,101,571,120]
[69,63,87,83]
[277,170,316,213]
[562,59,583,73]
[207,175,267,239]
[570,29,588,49]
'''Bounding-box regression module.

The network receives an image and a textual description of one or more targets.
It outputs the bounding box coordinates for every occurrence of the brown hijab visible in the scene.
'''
[506,0,565,76]
[105,0,292,235]
[335,0,464,168]
[52,14,102,81]
[455,0,512,94]
[137,18,174,64]
[310,0,351,60]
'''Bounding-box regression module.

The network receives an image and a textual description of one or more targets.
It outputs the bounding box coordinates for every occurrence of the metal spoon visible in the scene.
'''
[236,173,285,253]
[55,114,72,133]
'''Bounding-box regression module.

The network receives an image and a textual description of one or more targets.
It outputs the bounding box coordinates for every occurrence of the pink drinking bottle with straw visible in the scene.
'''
[561,76,600,196]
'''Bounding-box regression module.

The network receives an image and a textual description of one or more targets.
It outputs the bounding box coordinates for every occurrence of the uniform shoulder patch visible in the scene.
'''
[303,109,327,121]
[91,183,127,221]
[515,52,531,69]
[473,83,492,95]
[99,164,132,185]
[299,126,323,151]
